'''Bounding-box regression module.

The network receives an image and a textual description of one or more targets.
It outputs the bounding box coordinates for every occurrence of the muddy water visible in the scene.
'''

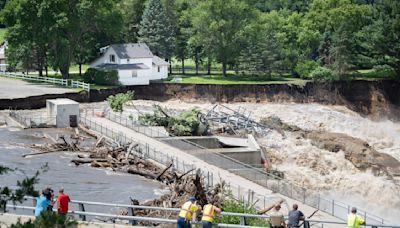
[128,100,400,223]
[0,127,164,214]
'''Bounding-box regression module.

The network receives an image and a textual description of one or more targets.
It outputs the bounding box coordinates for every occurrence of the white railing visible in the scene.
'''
[71,80,90,91]
[0,72,90,92]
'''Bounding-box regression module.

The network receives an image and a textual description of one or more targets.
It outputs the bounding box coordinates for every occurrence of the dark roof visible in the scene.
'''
[106,43,153,59]
[152,56,169,66]
[94,63,150,70]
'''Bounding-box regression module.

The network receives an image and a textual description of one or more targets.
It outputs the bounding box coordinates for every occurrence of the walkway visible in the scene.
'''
[87,116,344,225]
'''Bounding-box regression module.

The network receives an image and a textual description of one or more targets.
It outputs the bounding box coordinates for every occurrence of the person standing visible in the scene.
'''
[270,204,286,228]
[287,204,305,228]
[57,187,71,216]
[347,207,365,228]
[34,189,51,217]
[201,201,222,228]
[177,196,201,228]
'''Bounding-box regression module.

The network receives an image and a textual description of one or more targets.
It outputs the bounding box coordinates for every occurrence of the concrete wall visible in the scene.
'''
[56,103,80,128]
[220,150,262,166]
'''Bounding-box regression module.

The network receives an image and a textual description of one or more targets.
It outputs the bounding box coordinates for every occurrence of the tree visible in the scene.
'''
[138,0,175,65]
[190,0,255,76]
[2,0,123,79]
[369,0,400,79]
[0,164,47,213]
[122,0,147,43]
[239,12,283,76]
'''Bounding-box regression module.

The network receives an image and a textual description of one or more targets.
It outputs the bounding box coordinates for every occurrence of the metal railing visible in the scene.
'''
[79,115,387,225]
[92,111,387,225]
[0,72,90,91]
[104,111,168,138]
[5,198,399,228]
[9,111,56,128]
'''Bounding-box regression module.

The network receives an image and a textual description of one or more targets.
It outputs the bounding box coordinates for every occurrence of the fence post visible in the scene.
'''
[239,216,246,225]
[332,200,335,216]
[78,203,86,221]
[127,206,136,225]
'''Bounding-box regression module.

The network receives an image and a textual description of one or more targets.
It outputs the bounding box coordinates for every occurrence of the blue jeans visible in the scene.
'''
[202,220,213,228]
[177,216,191,228]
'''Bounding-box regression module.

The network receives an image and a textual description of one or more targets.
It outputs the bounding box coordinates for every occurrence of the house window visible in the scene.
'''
[109,54,115,63]
[132,70,137,78]
[158,66,160,72]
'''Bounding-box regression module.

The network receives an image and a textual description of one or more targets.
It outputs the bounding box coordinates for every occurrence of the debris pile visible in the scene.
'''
[24,127,225,226]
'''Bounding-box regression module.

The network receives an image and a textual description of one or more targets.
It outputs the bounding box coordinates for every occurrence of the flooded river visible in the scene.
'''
[0,127,163,209]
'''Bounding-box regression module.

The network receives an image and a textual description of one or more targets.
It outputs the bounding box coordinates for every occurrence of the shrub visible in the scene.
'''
[83,68,119,85]
[107,91,134,112]
[215,195,269,226]
[139,105,209,136]
[294,60,319,79]
[372,65,396,79]
[310,66,337,81]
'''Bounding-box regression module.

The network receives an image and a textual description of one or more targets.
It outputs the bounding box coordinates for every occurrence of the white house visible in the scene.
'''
[0,41,8,72]
[90,43,169,85]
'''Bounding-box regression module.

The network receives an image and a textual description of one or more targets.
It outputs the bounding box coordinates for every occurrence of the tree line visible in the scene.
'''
[1,0,399,80]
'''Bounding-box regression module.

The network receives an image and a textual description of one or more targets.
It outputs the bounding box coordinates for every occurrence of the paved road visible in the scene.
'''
[86,116,344,227]
[0,77,74,99]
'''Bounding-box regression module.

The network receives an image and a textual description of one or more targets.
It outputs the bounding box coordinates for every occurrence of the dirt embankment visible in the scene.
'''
[304,131,400,180]
[0,80,399,121]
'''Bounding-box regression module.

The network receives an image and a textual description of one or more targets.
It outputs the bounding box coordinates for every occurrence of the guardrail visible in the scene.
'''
[92,110,387,225]
[0,72,90,91]
[5,198,399,228]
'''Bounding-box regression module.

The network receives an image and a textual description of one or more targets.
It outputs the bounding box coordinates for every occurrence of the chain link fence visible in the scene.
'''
[9,110,56,128]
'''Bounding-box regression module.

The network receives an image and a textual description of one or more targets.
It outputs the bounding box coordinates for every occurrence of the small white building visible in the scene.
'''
[90,43,169,85]
[46,98,80,128]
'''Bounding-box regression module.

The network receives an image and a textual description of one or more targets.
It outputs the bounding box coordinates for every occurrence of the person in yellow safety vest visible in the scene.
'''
[177,196,201,228]
[201,201,222,228]
[347,207,365,228]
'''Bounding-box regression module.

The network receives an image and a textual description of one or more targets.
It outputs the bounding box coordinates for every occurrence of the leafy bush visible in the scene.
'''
[294,60,319,79]
[310,66,337,81]
[372,65,396,78]
[139,105,208,136]
[10,211,76,228]
[107,91,134,113]
[83,68,119,85]
[215,195,269,226]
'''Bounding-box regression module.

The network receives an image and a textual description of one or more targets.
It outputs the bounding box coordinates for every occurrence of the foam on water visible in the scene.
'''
[125,100,400,222]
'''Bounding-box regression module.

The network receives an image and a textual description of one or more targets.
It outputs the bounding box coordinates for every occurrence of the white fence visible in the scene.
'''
[0,72,90,91]
[71,80,90,91]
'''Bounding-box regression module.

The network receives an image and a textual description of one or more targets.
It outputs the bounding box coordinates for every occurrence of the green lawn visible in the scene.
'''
[0,28,7,43]
[69,64,90,73]
[164,74,309,86]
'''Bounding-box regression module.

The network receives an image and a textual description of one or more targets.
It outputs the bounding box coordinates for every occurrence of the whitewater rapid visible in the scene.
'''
[129,100,400,223]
